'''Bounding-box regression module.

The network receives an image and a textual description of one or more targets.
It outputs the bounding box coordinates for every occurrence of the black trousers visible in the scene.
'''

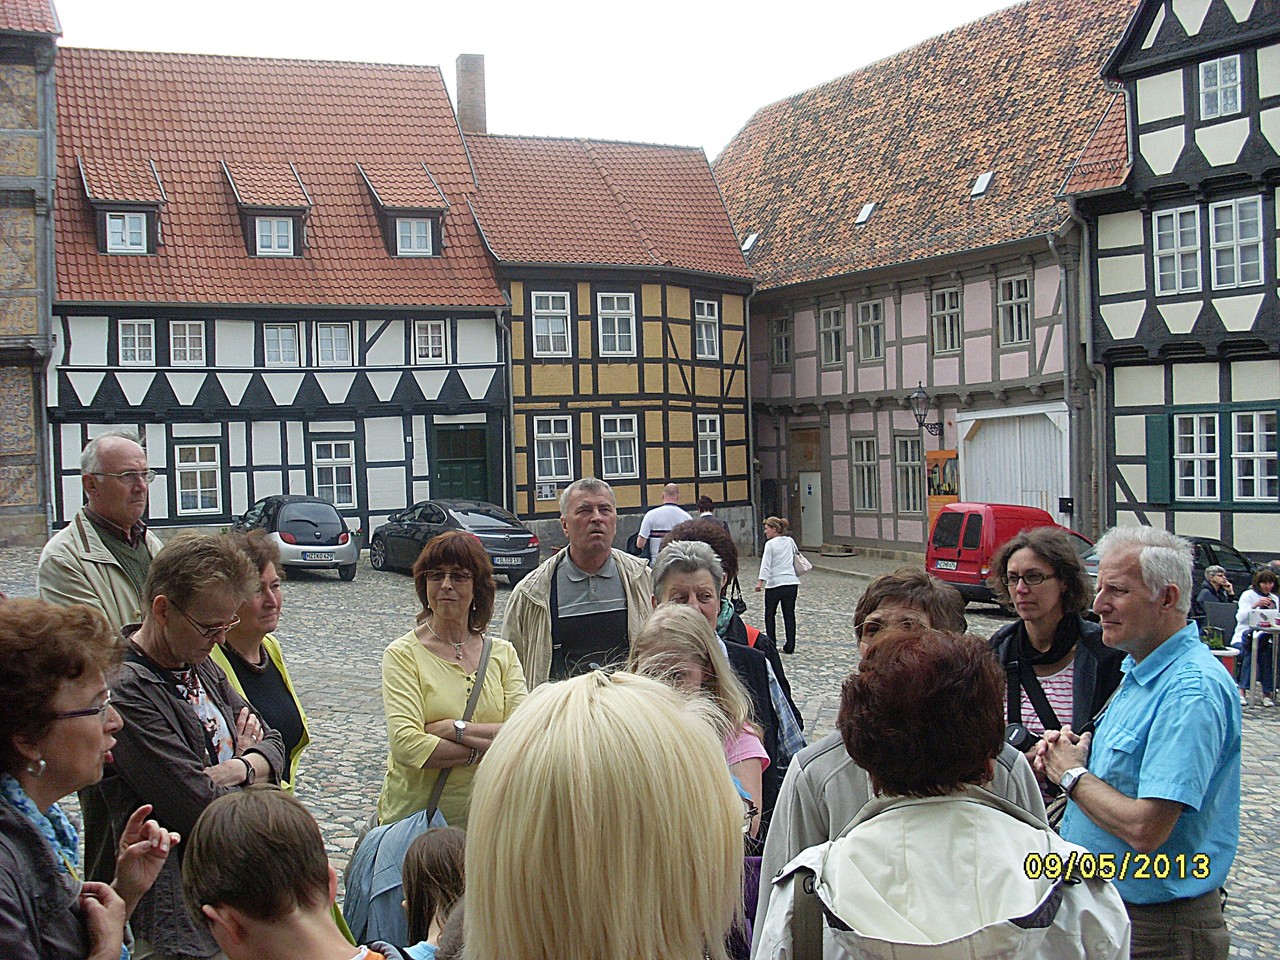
[765,583,799,652]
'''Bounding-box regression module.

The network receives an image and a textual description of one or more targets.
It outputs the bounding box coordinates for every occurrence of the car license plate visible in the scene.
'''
[302,551,335,562]
[935,560,958,570]
[492,556,522,566]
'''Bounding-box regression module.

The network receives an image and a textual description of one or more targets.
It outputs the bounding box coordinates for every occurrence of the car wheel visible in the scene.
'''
[369,537,388,572]
[339,563,357,582]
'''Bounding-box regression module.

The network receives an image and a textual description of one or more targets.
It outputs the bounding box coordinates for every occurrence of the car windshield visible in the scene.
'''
[449,505,522,530]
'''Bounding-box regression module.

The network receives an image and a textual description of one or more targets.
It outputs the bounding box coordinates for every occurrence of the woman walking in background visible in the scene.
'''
[755,517,800,654]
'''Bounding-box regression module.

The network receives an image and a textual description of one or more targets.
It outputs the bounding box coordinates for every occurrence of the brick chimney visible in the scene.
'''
[456,54,487,135]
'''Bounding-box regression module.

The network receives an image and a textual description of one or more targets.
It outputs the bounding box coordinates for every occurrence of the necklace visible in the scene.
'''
[424,617,468,660]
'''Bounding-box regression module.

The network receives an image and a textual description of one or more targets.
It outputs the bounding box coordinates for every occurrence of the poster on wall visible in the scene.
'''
[926,449,959,528]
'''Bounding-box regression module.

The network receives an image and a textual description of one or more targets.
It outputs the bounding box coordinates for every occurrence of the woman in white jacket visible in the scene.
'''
[756,626,1129,960]
[755,516,801,654]
[1232,567,1277,707]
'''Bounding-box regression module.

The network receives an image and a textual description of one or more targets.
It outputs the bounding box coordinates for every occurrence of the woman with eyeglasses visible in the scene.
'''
[85,533,285,960]
[987,528,1124,768]
[1,599,178,960]
[377,531,527,829]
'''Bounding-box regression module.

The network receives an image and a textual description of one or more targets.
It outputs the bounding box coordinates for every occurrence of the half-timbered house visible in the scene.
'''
[50,48,510,537]
[1066,0,1280,556]
[714,0,1135,555]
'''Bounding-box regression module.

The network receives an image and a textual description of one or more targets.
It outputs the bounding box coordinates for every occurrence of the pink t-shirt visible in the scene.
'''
[725,725,770,771]
[1019,661,1075,736]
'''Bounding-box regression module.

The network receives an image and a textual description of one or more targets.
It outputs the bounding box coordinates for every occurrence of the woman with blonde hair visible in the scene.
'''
[465,671,744,960]
[628,602,767,836]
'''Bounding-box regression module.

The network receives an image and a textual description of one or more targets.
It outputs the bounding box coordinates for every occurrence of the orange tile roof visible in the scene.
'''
[77,156,166,204]
[467,134,751,281]
[358,162,449,210]
[713,0,1138,292]
[1059,92,1131,196]
[222,160,311,208]
[56,48,504,308]
[0,0,59,36]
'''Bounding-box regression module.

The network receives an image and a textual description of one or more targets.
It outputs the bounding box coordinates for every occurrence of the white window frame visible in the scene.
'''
[175,444,221,515]
[1232,410,1278,502]
[396,218,434,256]
[316,322,353,367]
[600,414,639,479]
[852,438,880,511]
[1209,197,1263,291]
[533,416,573,482]
[414,319,447,364]
[597,293,636,357]
[895,437,924,514]
[532,292,571,357]
[1200,55,1241,121]
[771,317,792,368]
[1174,413,1219,502]
[313,440,356,508]
[255,217,294,256]
[857,300,884,362]
[169,320,205,366]
[118,319,155,366]
[819,306,844,367]
[106,212,147,254]
[264,323,300,367]
[997,276,1031,345]
[695,299,720,360]
[930,288,962,354]
[1153,206,1202,295]
[697,414,722,477]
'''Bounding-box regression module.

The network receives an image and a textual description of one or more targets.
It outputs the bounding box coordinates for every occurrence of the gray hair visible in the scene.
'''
[558,477,615,516]
[652,540,724,601]
[1094,526,1193,616]
[1204,565,1226,578]
[81,429,144,474]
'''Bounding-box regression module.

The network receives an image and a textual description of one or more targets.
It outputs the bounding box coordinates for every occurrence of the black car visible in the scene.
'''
[1082,535,1264,595]
[370,499,541,584]
[231,495,360,581]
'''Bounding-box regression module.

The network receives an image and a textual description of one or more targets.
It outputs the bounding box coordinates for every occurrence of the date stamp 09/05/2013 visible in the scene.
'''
[1024,851,1212,882]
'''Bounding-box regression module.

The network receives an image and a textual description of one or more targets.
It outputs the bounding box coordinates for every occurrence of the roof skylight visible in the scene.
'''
[741,232,759,253]
[971,171,994,197]
[855,202,876,225]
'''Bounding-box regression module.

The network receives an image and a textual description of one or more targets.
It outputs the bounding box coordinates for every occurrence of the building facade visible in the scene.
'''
[1069,0,1280,555]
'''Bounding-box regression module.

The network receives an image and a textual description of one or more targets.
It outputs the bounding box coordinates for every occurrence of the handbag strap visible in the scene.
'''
[423,635,494,820]
[792,866,823,960]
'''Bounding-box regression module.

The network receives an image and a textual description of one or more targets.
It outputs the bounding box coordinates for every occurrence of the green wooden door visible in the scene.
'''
[433,426,491,500]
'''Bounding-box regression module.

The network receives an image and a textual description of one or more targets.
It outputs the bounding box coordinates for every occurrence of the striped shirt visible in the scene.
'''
[1019,661,1075,735]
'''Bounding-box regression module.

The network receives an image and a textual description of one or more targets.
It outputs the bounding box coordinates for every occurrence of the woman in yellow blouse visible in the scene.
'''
[377,531,527,829]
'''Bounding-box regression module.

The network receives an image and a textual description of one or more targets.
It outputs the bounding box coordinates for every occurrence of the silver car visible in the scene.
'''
[232,495,360,581]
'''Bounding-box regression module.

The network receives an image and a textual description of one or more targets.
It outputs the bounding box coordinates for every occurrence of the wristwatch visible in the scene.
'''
[453,720,467,744]
[1059,766,1089,797]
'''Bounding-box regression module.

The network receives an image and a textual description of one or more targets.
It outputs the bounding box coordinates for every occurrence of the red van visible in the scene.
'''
[925,502,1092,604]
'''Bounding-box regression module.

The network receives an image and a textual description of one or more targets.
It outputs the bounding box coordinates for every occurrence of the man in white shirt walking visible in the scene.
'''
[636,483,694,565]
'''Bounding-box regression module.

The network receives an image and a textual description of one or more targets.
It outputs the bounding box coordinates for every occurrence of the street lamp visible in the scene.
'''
[909,382,943,437]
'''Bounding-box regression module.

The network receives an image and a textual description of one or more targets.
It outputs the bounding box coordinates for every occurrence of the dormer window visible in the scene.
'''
[256,217,295,256]
[397,218,434,256]
[106,212,148,253]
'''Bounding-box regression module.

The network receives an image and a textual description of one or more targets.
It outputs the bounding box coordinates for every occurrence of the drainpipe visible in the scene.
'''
[1064,198,1107,538]
[495,307,517,513]
[743,287,760,556]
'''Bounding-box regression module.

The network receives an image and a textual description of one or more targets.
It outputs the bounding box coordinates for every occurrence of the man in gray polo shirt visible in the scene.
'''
[503,478,652,686]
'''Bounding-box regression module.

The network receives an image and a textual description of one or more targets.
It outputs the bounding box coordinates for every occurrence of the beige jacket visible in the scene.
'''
[501,547,652,687]
[37,509,163,632]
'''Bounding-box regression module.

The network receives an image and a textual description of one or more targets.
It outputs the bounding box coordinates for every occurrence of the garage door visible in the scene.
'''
[959,409,1068,521]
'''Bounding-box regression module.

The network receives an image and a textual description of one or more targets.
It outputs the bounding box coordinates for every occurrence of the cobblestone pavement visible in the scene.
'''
[2,546,1276,955]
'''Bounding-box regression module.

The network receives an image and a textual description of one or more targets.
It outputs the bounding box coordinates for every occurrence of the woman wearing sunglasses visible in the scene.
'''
[1,600,178,959]
[987,528,1124,771]
[377,531,526,830]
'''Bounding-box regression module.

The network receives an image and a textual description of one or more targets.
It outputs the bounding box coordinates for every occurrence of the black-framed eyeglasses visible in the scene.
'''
[1001,572,1057,587]
[174,604,241,639]
[424,570,474,583]
[54,691,113,722]
[854,614,931,640]
[92,470,157,485]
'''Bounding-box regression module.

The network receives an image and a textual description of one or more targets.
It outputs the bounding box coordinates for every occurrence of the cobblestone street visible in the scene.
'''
[2,546,1276,955]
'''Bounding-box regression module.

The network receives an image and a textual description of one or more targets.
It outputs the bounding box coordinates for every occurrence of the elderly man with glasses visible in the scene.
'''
[82,532,285,960]
[38,430,164,632]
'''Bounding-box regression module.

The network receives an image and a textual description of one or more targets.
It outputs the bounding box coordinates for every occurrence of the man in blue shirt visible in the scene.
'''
[1041,526,1240,960]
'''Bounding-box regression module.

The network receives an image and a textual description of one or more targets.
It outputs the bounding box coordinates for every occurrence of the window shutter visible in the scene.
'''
[1145,414,1172,505]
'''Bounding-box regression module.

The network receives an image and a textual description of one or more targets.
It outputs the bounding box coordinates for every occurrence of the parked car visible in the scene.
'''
[1081,535,1264,596]
[369,499,541,584]
[926,502,1092,604]
[231,495,360,581]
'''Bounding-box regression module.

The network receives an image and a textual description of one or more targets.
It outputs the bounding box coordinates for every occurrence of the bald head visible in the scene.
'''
[662,483,680,503]
[82,434,150,529]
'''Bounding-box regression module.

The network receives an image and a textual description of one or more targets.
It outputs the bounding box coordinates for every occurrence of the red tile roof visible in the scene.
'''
[222,160,311,208]
[713,0,1138,292]
[56,48,504,308]
[467,134,751,281]
[358,162,449,210]
[77,156,166,204]
[1059,92,1131,196]
[0,0,59,36]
